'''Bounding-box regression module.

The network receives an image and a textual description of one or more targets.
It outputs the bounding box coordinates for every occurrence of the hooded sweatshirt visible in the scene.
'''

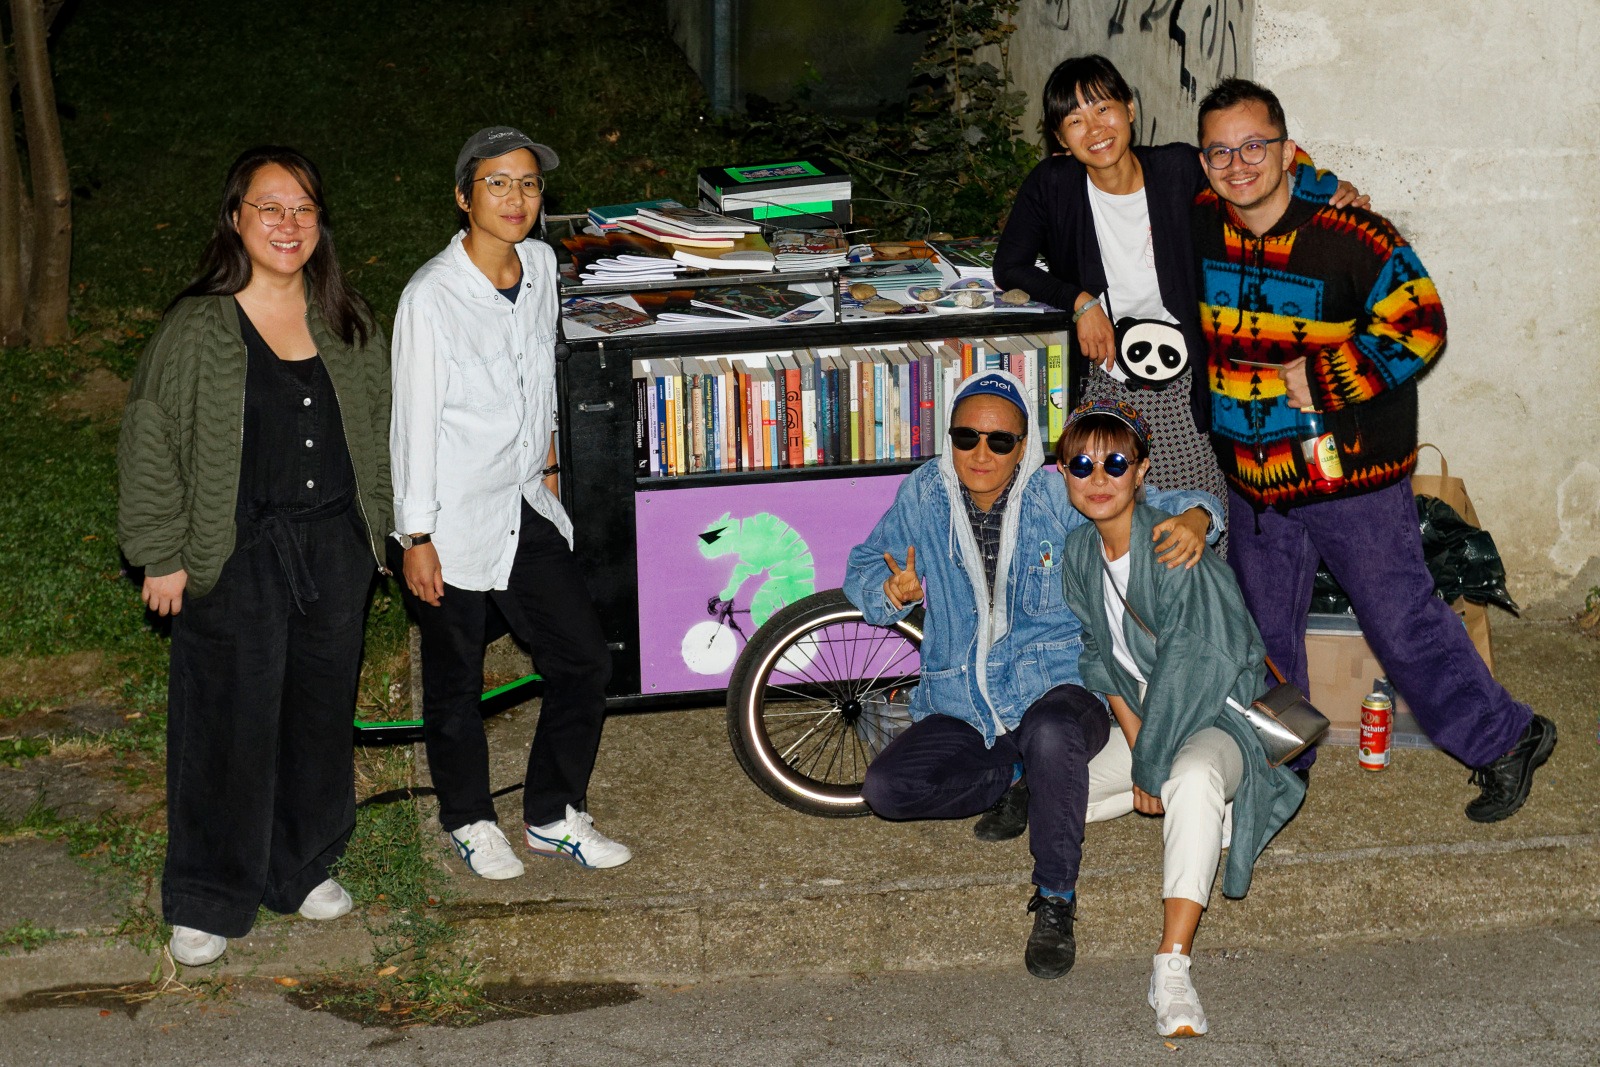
[843,369,1223,745]
[1193,157,1447,509]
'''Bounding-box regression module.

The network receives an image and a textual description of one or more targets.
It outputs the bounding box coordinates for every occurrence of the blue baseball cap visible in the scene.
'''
[953,373,1029,426]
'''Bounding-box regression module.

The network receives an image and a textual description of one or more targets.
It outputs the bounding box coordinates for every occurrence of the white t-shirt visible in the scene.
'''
[1086,178,1179,384]
[1100,549,1148,693]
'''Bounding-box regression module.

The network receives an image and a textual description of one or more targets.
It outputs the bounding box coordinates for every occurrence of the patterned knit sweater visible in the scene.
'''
[1192,161,1446,509]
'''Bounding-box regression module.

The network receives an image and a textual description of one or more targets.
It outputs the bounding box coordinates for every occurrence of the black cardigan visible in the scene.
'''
[993,143,1210,433]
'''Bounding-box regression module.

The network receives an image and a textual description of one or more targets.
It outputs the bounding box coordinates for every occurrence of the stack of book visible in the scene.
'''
[616,204,762,246]
[770,229,851,272]
[630,332,1070,477]
[839,258,944,294]
[698,159,851,228]
[561,232,685,284]
[586,198,684,233]
[925,236,1001,282]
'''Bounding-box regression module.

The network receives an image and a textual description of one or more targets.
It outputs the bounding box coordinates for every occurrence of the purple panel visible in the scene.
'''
[635,474,908,695]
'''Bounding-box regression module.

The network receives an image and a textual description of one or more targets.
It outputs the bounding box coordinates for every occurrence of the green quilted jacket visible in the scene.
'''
[116,294,394,599]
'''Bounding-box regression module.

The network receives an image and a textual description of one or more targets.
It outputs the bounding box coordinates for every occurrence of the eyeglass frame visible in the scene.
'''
[473,173,546,197]
[241,200,321,228]
[1063,452,1134,479]
[1201,135,1287,170]
[947,426,1025,455]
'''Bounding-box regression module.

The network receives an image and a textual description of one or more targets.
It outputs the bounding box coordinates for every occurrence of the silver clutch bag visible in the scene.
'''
[1230,680,1331,768]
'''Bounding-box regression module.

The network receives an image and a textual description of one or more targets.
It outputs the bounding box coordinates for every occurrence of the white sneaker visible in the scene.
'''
[298,878,354,920]
[169,925,227,967]
[1148,952,1209,1037]
[525,805,632,869]
[448,820,525,880]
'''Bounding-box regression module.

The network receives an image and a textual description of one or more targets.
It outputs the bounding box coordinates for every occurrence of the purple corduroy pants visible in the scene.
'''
[1226,477,1530,769]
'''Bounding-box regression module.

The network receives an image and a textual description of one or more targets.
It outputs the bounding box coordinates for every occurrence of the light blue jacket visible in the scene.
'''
[843,370,1223,746]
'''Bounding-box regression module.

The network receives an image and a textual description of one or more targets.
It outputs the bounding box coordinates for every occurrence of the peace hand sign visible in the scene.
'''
[882,545,924,610]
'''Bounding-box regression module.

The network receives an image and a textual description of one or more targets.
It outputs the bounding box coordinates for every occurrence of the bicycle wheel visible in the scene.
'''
[727,589,923,817]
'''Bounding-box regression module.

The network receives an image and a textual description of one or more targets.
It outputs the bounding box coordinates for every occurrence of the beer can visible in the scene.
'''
[1358,691,1393,770]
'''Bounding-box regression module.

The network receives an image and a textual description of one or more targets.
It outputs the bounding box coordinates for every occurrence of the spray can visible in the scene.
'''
[1358,690,1393,770]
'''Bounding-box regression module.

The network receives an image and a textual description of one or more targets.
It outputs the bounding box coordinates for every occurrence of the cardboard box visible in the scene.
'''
[1304,615,1433,748]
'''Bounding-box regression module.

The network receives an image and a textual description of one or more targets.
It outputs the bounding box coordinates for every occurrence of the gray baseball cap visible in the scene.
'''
[454,126,559,189]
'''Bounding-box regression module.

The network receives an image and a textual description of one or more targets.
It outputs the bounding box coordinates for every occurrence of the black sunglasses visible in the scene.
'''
[948,427,1025,455]
[1066,452,1132,479]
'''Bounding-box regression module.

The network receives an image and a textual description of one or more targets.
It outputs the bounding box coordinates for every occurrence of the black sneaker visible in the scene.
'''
[1465,714,1557,823]
[974,775,1029,841]
[1024,890,1076,979]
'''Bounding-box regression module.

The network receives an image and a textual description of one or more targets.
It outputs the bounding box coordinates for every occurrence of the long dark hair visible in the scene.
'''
[178,146,374,347]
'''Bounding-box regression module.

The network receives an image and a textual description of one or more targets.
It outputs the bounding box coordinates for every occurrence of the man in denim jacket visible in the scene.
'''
[845,370,1222,979]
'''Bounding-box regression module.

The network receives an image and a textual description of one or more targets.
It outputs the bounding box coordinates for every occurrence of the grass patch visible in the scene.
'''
[0,736,53,767]
[64,812,168,951]
[0,919,68,954]
[314,746,490,1025]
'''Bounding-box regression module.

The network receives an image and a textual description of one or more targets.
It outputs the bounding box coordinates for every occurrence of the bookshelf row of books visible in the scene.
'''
[631,333,1070,478]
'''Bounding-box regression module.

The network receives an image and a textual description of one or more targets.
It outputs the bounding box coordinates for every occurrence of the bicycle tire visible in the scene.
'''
[727,589,923,817]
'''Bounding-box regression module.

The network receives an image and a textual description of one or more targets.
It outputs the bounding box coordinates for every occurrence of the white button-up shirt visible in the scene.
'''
[391,231,572,591]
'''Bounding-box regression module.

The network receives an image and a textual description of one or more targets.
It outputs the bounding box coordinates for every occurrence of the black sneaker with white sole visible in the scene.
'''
[1465,714,1556,823]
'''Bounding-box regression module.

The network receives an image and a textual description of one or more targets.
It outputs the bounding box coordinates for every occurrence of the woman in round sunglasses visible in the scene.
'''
[117,147,392,966]
[1054,399,1306,1040]
[993,55,1365,554]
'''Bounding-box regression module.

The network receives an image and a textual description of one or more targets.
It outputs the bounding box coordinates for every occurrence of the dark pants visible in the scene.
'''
[861,684,1111,891]
[1227,478,1530,769]
[164,510,371,938]
[395,503,612,831]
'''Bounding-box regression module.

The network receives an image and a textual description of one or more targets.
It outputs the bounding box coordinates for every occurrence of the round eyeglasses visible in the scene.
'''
[475,174,546,197]
[1202,135,1287,170]
[1065,453,1132,479]
[242,201,320,228]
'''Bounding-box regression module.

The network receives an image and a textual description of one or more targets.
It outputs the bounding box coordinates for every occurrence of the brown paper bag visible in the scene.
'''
[1413,442,1494,673]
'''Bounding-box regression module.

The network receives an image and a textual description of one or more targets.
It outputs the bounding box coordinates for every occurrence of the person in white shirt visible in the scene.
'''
[390,126,631,879]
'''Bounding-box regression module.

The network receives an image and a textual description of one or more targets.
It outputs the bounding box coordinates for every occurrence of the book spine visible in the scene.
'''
[762,376,778,469]
[899,358,912,460]
[832,358,847,466]
[689,368,706,474]
[861,358,876,462]
[706,373,720,473]
[907,356,921,458]
[919,349,934,459]
[663,368,679,476]
[646,369,661,477]
[785,365,803,468]
[633,371,649,477]
[819,362,834,467]
[848,357,861,463]
[800,355,818,466]
[771,367,789,469]
[1047,334,1065,442]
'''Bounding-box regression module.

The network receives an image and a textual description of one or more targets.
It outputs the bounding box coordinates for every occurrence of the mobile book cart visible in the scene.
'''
[552,263,1076,817]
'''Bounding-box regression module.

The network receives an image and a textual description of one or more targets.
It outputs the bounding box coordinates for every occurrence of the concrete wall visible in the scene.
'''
[1253,0,1600,609]
[1008,1,1254,151]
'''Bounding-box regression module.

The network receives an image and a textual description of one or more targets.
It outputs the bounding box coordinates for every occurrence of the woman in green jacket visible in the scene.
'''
[1055,399,1304,1040]
[117,147,392,967]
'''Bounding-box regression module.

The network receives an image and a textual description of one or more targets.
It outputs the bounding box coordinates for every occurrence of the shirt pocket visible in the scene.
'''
[451,346,515,414]
[1021,563,1067,616]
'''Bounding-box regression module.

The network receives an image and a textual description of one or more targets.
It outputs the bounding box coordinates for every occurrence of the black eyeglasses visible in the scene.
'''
[1065,453,1132,479]
[949,427,1025,455]
[1202,135,1287,170]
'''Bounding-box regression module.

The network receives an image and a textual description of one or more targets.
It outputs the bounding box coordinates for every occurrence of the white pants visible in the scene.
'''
[1084,725,1244,907]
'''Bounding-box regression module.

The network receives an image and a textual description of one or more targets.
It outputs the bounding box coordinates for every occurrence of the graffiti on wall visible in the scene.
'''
[1033,0,1247,143]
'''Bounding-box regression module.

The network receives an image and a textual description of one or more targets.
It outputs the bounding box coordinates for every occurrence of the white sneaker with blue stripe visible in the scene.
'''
[448,819,525,880]
[525,805,632,869]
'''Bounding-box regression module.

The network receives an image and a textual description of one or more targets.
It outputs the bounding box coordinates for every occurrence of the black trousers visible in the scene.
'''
[163,509,371,938]
[860,684,1110,892]
[394,502,612,831]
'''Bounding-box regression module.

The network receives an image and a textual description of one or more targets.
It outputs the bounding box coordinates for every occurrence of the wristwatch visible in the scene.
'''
[396,532,433,551]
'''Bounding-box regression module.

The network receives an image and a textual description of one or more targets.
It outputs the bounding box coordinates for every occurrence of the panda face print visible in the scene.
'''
[1115,319,1188,388]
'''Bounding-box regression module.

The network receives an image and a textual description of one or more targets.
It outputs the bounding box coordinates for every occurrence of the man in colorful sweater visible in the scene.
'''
[1190,78,1554,822]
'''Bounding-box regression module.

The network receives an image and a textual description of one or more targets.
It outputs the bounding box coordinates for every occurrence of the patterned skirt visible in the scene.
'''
[1083,365,1230,557]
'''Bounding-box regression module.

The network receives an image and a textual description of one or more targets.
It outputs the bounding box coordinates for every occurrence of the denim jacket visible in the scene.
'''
[843,369,1223,746]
